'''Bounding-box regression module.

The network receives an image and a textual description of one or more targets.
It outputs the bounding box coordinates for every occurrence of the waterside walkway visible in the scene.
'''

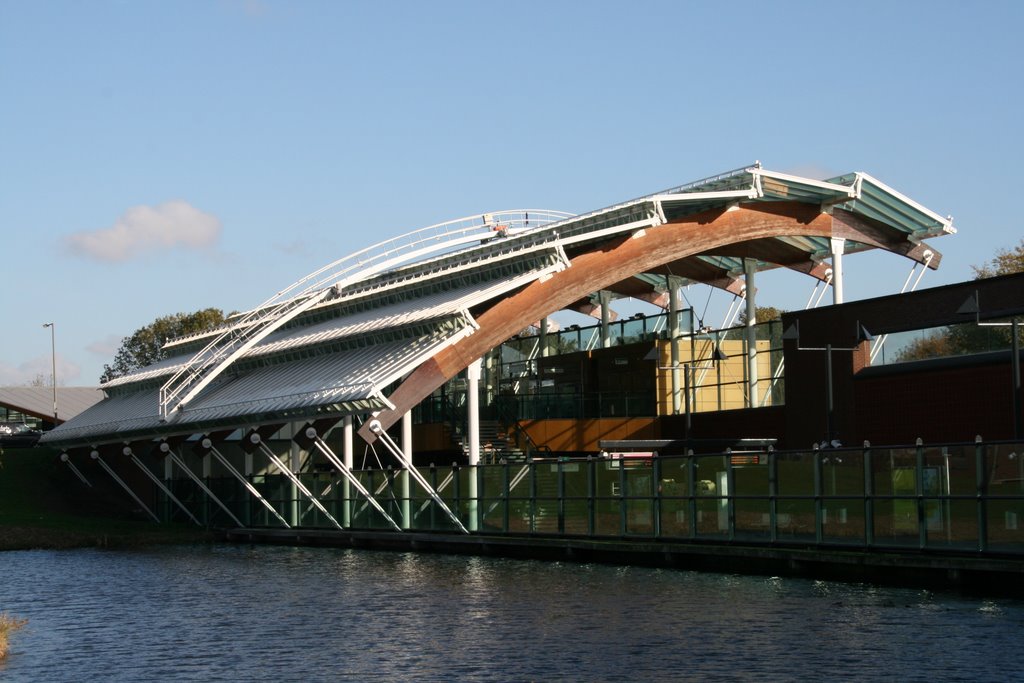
[203,439,1024,593]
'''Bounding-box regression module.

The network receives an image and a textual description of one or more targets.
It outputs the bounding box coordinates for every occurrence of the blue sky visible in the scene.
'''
[2,0,1022,386]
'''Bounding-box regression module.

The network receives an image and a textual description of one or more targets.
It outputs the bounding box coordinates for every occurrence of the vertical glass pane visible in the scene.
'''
[777,452,814,496]
[734,498,770,540]
[534,463,559,533]
[694,456,728,538]
[505,462,531,533]
[872,448,919,546]
[822,499,865,544]
[479,464,507,532]
[594,460,622,536]
[985,443,1024,552]
[776,498,815,541]
[562,461,589,535]
[658,455,689,538]
[820,451,864,496]
[624,464,654,535]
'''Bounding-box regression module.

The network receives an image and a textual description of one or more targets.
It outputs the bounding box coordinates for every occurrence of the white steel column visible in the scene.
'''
[161,442,245,528]
[540,317,549,358]
[830,237,845,305]
[401,411,413,530]
[289,423,301,526]
[600,291,612,348]
[250,433,343,530]
[306,428,401,532]
[343,415,353,527]
[668,276,682,415]
[467,358,482,531]
[204,439,289,528]
[367,420,469,534]
[744,259,759,408]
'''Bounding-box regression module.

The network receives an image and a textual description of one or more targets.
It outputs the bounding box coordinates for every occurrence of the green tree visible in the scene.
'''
[100,308,226,383]
[971,238,1024,279]
[895,240,1023,362]
[737,305,785,325]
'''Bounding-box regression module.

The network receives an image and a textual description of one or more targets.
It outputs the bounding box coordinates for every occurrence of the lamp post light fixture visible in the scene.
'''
[957,291,1022,439]
[782,320,873,445]
[653,343,729,440]
[42,322,58,423]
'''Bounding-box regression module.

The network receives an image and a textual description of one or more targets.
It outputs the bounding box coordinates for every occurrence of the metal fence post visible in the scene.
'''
[864,441,874,548]
[975,435,987,552]
[813,447,823,544]
[653,455,662,538]
[587,456,596,536]
[768,446,777,543]
[916,438,927,550]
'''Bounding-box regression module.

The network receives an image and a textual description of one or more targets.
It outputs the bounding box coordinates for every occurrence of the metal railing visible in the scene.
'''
[153,438,1024,555]
[158,209,573,420]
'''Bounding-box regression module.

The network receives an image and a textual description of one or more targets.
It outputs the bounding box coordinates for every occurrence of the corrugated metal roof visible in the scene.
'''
[42,321,471,447]
[52,163,955,448]
[0,387,104,423]
[101,250,564,391]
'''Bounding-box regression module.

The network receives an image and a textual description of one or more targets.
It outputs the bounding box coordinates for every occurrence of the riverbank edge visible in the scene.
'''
[222,527,1024,595]
[0,525,219,551]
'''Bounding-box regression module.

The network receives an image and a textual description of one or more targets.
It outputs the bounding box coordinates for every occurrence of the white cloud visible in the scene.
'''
[0,355,81,386]
[64,200,222,262]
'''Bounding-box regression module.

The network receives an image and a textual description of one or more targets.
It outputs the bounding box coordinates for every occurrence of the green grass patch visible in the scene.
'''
[0,612,28,659]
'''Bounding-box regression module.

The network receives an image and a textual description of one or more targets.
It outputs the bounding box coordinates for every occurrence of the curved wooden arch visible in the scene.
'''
[360,201,835,442]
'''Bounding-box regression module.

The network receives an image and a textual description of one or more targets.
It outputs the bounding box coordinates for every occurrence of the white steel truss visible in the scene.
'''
[161,443,245,528]
[127,447,201,526]
[305,428,402,532]
[203,439,291,529]
[368,419,469,534]
[248,433,344,531]
[90,450,160,524]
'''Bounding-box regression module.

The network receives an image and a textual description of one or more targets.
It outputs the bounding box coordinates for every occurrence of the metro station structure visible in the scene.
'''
[37,163,1024,584]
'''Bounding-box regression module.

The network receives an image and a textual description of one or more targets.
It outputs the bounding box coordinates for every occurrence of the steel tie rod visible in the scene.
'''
[368,419,469,534]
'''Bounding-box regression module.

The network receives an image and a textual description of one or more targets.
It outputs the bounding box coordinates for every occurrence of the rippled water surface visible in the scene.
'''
[1,544,1021,681]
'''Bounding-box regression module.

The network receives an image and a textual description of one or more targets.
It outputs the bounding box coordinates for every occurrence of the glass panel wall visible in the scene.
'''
[161,440,1024,557]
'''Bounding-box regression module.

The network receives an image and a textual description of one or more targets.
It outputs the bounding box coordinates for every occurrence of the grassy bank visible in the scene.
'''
[0,446,216,551]
[0,613,27,659]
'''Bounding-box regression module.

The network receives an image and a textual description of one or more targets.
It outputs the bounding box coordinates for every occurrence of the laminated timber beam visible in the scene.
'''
[360,201,833,442]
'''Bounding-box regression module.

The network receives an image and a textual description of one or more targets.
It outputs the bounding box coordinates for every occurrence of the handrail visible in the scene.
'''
[158,209,573,420]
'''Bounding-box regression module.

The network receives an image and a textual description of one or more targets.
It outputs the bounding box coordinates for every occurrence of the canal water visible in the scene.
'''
[1,545,1021,681]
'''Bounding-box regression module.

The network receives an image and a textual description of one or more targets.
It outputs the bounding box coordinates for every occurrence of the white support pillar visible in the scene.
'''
[830,237,845,305]
[744,258,760,408]
[205,439,289,528]
[401,411,413,530]
[289,423,301,526]
[540,317,549,358]
[467,358,482,531]
[600,291,612,348]
[251,433,343,530]
[668,277,682,415]
[343,415,353,527]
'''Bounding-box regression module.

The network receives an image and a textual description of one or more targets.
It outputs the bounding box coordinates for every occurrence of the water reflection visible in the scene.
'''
[0,545,1021,681]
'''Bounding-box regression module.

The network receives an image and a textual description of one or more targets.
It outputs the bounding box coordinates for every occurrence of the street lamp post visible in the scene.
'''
[782,320,873,445]
[957,292,1022,439]
[42,322,57,423]
[655,343,729,441]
